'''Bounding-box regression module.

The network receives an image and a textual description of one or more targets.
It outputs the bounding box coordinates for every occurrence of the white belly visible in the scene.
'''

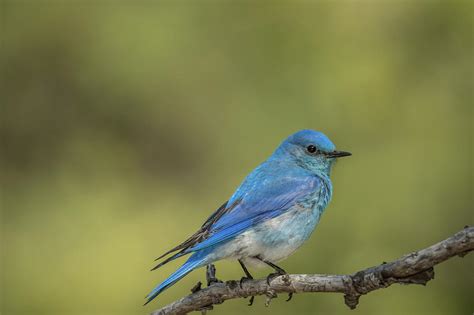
[206,205,321,265]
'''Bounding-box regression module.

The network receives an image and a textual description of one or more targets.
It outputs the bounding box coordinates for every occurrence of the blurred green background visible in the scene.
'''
[1,1,473,315]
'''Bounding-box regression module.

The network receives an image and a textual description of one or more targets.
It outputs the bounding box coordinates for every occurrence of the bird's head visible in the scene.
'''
[272,129,351,176]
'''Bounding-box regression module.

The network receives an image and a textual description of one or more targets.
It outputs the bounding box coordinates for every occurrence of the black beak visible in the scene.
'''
[326,150,352,158]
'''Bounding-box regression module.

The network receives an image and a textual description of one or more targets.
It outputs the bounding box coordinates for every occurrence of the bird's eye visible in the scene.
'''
[306,145,317,153]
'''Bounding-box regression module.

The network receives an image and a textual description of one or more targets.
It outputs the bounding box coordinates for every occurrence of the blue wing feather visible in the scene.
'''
[185,209,282,252]
[185,162,320,252]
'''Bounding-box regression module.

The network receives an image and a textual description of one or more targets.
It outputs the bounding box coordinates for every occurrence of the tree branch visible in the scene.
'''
[151,226,473,315]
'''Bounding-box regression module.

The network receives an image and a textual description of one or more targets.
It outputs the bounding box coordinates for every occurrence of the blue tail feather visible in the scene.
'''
[144,252,207,305]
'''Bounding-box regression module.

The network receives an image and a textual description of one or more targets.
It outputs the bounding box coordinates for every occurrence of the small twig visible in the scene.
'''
[151,226,473,315]
[190,282,202,294]
[264,290,277,307]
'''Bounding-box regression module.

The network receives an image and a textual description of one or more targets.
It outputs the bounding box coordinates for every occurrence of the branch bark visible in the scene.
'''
[151,226,473,315]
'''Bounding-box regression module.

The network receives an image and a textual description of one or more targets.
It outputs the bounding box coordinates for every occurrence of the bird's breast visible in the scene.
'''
[234,204,321,264]
[208,178,332,264]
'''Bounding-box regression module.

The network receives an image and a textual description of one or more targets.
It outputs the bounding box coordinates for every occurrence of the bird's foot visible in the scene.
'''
[207,277,223,287]
[248,295,255,306]
[286,292,293,302]
[238,276,255,306]
[266,270,287,285]
[239,276,253,288]
[190,281,202,293]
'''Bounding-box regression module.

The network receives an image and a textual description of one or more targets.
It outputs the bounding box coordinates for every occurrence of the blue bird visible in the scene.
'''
[145,129,351,305]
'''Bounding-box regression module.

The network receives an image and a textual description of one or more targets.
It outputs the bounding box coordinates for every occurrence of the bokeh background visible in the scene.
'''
[1,1,473,315]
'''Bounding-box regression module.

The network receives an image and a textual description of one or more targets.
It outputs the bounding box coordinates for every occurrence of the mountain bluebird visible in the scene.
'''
[145,129,351,305]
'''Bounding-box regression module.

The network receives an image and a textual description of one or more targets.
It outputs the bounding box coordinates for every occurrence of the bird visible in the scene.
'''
[145,129,351,305]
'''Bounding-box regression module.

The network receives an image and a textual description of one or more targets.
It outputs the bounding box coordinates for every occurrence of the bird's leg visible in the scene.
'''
[238,259,254,286]
[206,264,222,286]
[238,259,255,306]
[255,257,287,284]
[255,256,293,302]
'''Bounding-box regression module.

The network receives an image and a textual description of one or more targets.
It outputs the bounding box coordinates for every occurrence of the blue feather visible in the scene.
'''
[144,250,208,305]
[186,166,320,252]
[186,209,282,252]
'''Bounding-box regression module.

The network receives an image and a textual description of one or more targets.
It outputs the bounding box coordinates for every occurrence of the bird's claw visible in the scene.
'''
[266,271,287,285]
[207,277,223,286]
[239,276,255,306]
[286,292,293,302]
[248,295,255,306]
[239,276,253,289]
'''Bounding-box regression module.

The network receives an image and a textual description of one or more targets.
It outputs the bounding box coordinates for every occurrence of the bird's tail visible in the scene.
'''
[144,251,207,305]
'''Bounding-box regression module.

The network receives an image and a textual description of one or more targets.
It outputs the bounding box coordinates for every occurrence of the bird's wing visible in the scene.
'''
[154,201,229,261]
[151,201,234,270]
[152,164,320,270]
[185,166,321,252]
